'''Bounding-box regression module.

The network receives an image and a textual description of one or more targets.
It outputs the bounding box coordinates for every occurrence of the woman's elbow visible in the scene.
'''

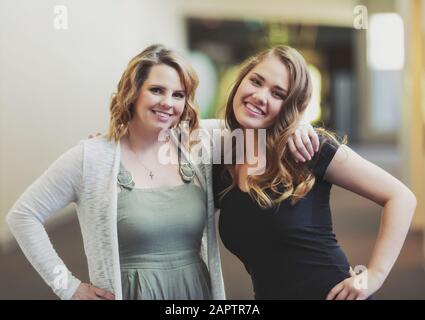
[5,210,18,230]
[5,209,30,231]
[384,185,417,211]
[407,190,417,210]
[398,187,417,212]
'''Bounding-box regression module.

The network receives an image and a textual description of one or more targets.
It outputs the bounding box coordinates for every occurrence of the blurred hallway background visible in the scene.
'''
[1,0,425,299]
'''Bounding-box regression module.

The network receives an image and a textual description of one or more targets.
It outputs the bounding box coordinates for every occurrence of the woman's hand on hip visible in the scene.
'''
[71,283,115,300]
[326,268,383,300]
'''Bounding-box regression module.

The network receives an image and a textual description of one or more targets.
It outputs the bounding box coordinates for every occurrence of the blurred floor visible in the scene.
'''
[1,144,424,300]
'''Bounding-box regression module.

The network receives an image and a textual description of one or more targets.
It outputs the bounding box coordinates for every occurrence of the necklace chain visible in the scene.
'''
[127,136,155,180]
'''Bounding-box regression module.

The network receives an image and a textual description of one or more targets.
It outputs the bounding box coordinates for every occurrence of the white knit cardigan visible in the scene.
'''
[6,120,225,300]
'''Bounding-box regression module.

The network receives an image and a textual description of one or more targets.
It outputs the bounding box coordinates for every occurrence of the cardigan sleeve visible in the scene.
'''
[5,142,84,300]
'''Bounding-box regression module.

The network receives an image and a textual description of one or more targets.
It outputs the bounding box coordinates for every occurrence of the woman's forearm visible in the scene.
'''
[7,208,82,299]
[5,143,84,299]
[367,189,416,284]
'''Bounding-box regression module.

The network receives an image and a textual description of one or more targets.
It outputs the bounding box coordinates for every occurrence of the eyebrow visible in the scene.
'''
[148,84,186,93]
[253,72,288,94]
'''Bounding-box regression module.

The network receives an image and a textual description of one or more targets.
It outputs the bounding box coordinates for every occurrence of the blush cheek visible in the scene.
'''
[172,105,185,125]
[265,110,281,127]
[235,104,245,124]
[177,103,186,117]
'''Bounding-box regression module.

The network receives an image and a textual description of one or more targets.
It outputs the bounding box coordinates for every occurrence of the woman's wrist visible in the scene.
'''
[366,266,386,289]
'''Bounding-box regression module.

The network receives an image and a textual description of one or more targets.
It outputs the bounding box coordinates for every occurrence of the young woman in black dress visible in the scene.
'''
[213,45,416,300]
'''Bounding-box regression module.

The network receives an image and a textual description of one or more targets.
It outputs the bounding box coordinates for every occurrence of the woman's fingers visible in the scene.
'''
[94,287,115,300]
[326,281,345,300]
[103,291,116,300]
[288,137,306,163]
[307,126,320,152]
[294,130,311,161]
[327,276,368,300]
[72,283,115,300]
[301,132,314,157]
[346,292,358,300]
[335,288,350,300]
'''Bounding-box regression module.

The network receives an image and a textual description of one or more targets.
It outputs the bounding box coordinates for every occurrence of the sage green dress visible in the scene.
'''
[117,165,211,300]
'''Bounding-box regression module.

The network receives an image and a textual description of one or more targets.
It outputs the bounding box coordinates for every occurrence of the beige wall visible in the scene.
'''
[397,0,425,231]
[181,0,357,27]
[0,0,186,250]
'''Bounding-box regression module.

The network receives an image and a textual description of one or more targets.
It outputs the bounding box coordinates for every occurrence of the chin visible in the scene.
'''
[235,114,264,130]
[144,121,170,132]
[155,123,174,131]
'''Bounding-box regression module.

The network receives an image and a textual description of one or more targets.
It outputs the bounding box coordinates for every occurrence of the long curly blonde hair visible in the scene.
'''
[221,45,337,209]
[107,44,199,141]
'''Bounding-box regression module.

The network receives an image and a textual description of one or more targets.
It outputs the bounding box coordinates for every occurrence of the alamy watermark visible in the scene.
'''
[53,265,69,290]
[53,5,68,30]
[353,5,368,30]
[157,121,267,176]
[353,265,369,290]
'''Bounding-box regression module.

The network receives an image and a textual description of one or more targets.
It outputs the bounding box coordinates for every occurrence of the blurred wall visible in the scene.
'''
[0,0,186,250]
[181,0,357,26]
[398,0,425,242]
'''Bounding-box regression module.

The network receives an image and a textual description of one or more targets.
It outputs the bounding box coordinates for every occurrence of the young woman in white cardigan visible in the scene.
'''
[6,44,229,300]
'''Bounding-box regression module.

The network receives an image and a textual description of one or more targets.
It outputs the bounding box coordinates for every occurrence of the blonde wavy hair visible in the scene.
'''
[221,45,340,209]
[107,44,200,141]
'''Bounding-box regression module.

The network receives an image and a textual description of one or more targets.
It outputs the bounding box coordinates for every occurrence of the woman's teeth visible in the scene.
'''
[245,102,264,116]
[152,110,172,120]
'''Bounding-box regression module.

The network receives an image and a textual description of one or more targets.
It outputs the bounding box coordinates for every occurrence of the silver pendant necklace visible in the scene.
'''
[127,136,155,180]
[138,161,154,180]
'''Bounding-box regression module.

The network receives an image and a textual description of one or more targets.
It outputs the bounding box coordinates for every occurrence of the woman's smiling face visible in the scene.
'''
[232,54,290,129]
[132,64,186,132]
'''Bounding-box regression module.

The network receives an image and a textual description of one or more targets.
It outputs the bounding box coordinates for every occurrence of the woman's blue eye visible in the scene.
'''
[150,87,162,94]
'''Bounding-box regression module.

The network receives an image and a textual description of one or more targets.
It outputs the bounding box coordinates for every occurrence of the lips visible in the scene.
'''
[151,109,173,121]
[244,101,265,117]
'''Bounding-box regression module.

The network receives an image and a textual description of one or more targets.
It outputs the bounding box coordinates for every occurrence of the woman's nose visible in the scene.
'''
[160,95,173,108]
[252,89,267,105]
